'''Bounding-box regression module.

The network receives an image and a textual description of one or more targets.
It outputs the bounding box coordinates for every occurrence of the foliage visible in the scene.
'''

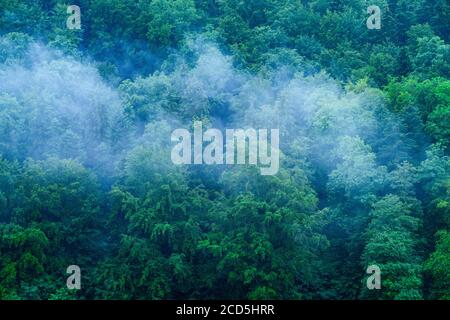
[0,0,448,300]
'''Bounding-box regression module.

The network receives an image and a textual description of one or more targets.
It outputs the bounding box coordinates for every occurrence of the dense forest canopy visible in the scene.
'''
[0,0,448,300]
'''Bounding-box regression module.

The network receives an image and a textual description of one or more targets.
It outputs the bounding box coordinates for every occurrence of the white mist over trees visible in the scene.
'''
[0,0,448,300]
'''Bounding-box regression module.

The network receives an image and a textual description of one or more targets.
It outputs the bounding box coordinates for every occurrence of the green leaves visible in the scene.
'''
[146,0,199,47]
[0,224,48,298]
[361,195,423,299]
[425,230,450,299]
[0,0,448,301]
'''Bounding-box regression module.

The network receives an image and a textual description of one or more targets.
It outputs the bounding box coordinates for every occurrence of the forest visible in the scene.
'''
[0,0,448,300]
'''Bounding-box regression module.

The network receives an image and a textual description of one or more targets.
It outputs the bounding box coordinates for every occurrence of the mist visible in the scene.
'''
[0,35,412,189]
[0,26,445,300]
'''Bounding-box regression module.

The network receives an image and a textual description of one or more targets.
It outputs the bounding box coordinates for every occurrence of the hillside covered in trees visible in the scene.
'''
[0,0,449,300]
